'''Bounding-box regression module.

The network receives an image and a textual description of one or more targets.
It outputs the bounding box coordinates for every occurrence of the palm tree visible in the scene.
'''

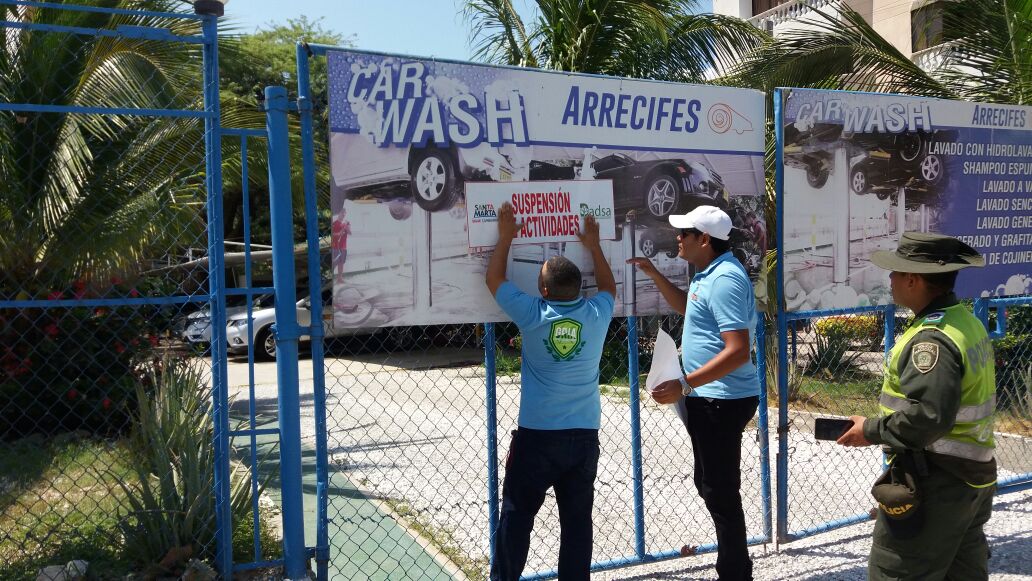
[0,1,215,295]
[726,1,1030,246]
[730,1,1030,105]
[463,0,765,81]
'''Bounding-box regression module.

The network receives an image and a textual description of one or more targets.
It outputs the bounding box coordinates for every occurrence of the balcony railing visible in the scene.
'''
[747,0,841,31]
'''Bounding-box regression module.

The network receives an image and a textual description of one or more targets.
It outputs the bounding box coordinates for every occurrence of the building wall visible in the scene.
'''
[713,0,915,58]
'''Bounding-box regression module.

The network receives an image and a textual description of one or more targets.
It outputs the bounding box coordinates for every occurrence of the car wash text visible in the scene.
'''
[795,99,935,134]
[347,61,529,148]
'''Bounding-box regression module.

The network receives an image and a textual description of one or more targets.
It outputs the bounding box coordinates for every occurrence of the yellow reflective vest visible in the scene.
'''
[880,304,996,463]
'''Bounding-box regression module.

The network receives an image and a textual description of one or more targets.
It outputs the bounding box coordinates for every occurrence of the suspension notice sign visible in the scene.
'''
[466,180,616,247]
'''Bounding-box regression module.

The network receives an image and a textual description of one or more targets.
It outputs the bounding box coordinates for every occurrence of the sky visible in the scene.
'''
[226,0,712,61]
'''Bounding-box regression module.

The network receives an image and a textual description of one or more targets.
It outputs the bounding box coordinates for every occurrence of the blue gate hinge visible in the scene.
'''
[315,545,330,561]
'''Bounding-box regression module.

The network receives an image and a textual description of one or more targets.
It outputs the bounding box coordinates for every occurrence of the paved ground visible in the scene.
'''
[224,351,1032,580]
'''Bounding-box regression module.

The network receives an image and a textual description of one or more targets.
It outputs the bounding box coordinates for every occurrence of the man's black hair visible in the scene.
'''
[710,235,731,255]
[542,256,582,299]
[917,271,958,295]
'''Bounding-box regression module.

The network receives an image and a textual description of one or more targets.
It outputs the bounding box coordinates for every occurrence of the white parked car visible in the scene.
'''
[225,287,386,361]
[180,294,273,346]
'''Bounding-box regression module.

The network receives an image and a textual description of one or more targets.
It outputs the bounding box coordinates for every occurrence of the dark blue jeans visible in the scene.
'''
[491,427,600,581]
[681,395,759,581]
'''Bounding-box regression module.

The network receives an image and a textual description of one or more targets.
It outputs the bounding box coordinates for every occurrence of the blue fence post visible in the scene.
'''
[265,85,308,580]
[755,316,773,542]
[773,89,791,544]
[484,322,500,570]
[626,317,646,558]
[199,12,232,576]
[295,42,331,581]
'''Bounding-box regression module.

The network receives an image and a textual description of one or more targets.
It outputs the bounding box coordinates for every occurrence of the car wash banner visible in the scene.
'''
[327,48,766,327]
[778,88,1032,312]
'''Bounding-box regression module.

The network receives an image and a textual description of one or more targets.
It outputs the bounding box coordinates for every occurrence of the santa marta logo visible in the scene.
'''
[544,318,585,361]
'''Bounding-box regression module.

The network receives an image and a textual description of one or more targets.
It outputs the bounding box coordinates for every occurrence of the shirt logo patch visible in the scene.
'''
[923,312,945,324]
[912,342,939,373]
[544,318,584,361]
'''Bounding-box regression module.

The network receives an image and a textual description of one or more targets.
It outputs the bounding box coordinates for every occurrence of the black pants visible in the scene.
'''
[491,427,600,581]
[681,395,759,581]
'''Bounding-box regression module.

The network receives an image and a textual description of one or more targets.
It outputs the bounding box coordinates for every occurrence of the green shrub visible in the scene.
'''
[116,357,267,570]
[994,332,1032,411]
[814,314,882,347]
[0,277,175,439]
[806,316,872,377]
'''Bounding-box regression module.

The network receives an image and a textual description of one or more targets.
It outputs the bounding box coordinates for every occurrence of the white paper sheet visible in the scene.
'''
[646,329,690,425]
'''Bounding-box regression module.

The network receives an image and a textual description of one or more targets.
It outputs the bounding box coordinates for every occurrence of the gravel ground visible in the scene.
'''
[231,354,1032,580]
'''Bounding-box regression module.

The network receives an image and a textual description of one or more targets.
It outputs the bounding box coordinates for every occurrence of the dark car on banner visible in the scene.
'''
[848,130,957,203]
[530,153,729,224]
[782,121,957,203]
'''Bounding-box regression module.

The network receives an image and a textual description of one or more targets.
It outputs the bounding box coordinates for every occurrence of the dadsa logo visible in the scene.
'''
[473,204,497,219]
[579,203,613,219]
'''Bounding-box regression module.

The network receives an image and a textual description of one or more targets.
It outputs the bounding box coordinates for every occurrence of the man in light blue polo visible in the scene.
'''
[628,205,759,581]
[486,203,616,581]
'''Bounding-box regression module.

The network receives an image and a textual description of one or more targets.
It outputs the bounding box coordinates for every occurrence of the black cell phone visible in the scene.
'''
[814,418,854,441]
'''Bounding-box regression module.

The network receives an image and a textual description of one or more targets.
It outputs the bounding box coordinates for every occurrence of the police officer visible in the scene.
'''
[837,232,997,580]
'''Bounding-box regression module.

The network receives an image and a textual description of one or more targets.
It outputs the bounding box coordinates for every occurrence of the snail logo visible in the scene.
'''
[708,103,754,135]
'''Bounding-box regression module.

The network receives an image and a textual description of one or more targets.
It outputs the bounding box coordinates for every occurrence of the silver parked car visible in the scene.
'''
[180,294,274,346]
[225,287,382,361]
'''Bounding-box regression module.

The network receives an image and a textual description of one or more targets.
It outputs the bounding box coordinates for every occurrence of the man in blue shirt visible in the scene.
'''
[486,203,616,581]
[628,205,759,581]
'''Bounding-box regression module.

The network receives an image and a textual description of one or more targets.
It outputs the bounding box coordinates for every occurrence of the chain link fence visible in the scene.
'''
[312,316,771,579]
[774,299,1032,542]
[987,297,1032,487]
[0,3,278,578]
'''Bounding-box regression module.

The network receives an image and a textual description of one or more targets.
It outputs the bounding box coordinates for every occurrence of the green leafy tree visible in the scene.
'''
[217,17,353,251]
[464,0,764,81]
[0,1,216,294]
[731,1,1031,105]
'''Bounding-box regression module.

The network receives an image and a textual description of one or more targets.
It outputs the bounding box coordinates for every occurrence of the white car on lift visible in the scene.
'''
[330,134,523,214]
[225,286,386,361]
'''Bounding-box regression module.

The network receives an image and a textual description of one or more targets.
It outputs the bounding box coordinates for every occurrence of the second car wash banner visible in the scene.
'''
[327,48,766,327]
[778,88,1032,312]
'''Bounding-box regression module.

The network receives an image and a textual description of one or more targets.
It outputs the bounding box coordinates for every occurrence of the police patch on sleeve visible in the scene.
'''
[911,342,939,373]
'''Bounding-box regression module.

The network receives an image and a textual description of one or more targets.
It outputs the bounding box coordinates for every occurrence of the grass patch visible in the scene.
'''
[382,498,489,581]
[0,435,134,580]
[494,351,521,376]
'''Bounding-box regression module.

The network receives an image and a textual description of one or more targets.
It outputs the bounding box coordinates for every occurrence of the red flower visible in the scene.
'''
[129,288,140,297]
[101,397,112,410]
[94,307,108,317]
[73,288,86,300]
[44,323,59,338]
[148,335,159,347]
[47,291,63,300]
[114,342,125,354]
[130,338,139,347]
[67,389,78,401]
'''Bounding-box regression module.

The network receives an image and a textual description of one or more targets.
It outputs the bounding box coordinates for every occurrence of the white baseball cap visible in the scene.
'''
[668,205,733,240]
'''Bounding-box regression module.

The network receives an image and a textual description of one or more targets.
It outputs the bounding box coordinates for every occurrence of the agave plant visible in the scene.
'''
[117,357,260,566]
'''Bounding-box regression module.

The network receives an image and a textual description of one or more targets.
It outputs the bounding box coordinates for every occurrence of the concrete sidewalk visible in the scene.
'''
[229,412,460,580]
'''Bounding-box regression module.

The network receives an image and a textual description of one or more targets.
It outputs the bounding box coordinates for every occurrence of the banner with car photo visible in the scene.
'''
[327,48,766,327]
[779,88,1032,312]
